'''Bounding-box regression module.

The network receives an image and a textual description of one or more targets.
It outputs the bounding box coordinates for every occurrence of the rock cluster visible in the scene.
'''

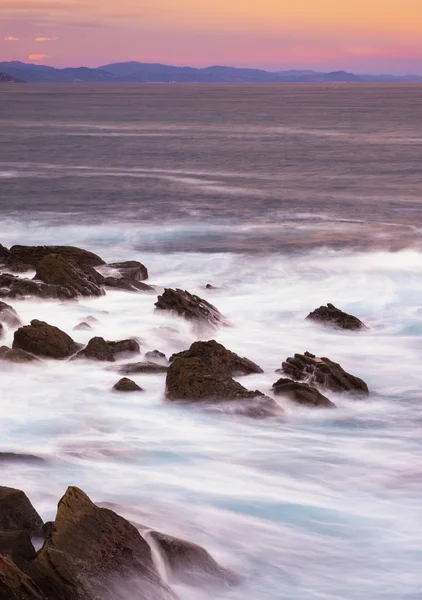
[306,303,366,331]
[155,288,226,330]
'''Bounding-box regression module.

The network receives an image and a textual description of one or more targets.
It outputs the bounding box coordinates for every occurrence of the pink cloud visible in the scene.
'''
[4,36,20,41]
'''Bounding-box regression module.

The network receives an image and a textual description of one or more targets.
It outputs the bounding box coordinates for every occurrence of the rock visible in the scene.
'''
[144,350,168,365]
[83,316,100,325]
[0,556,47,600]
[34,255,105,298]
[13,320,79,360]
[73,322,92,332]
[30,486,173,600]
[75,337,140,362]
[107,260,148,281]
[0,301,22,328]
[281,352,369,395]
[148,530,238,587]
[0,530,36,572]
[0,273,73,300]
[0,244,10,264]
[0,453,44,463]
[155,288,226,330]
[272,378,336,408]
[6,245,105,270]
[306,303,366,331]
[0,346,41,363]
[205,284,218,290]
[0,487,43,536]
[104,277,154,292]
[170,340,263,377]
[0,323,3,340]
[113,378,144,392]
[118,362,169,374]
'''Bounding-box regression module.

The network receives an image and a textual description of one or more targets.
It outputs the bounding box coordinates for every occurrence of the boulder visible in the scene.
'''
[113,378,143,393]
[155,288,226,330]
[107,261,148,281]
[0,487,43,536]
[0,301,22,328]
[118,362,168,374]
[30,486,173,600]
[170,340,263,377]
[144,350,168,365]
[148,531,238,587]
[75,337,140,362]
[73,322,92,332]
[6,245,105,270]
[0,556,46,600]
[0,273,73,300]
[306,303,366,331]
[13,320,79,359]
[281,352,369,395]
[104,277,154,292]
[34,255,104,298]
[272,378,336,408]
[0,530,36,572]
[0,346,41,363]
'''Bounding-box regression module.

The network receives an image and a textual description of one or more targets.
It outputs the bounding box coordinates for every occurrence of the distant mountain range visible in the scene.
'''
[0,61,421,84]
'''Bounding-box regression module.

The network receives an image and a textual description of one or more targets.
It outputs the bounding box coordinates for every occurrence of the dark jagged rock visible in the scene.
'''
[34,255,105,298]
[73,322,92,331]
[118,362,168,374]
[0,453,44,463]
[6,245,105,270]
[306,303,366,331]
[0,556,47,600]
[104,277,154,292]
[75,337,140,362]
[0,244,10,264]
[149,531,238,587]
[0,301,22,328]
[107,261,148,281]
[281,352,369,395]
[0,273,73,300]
[155,288,226,330]
[0,346,41,363]
[113,378,144,392]
[272,378,336,408]
[13,320,79,359]
[0,487,43,536]
[30,486,173,600]
[170,340,263,377]
[144,350,168,365]
[0,530,36,572]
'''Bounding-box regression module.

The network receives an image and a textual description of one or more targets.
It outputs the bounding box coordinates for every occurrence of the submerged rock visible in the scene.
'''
[104,277,154,292]
[34,254,105,298]
[148,531,238,587]
[13,320,79,359]
[0,530,36,572]
[73,321,92,332]
[170,340,263,377]
[75,337,140,362]
[30,486,173,600]
[0,323,3,340]
[0,556,47,600]
[306,303,366,331]
[0,453,44,463]
[144,350,168,365]
[272,378,336,408]
[0,487,43,536]
[0,345,41,363]
[281,352,369,395]
[155,288,226,330]
[6,245,105,270]
[0,301,22,328]
[118,362,168,374]
[113,378,144,392]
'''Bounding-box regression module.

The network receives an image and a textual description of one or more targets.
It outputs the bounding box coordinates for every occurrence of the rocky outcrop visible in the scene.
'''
[0,301,22,328]
[13,320,79,359]
[113,378,143,392]
[75,337,140,362]
[5,245,105,271]
[144,350,168,365]
[0,556,47,600]
[34,255,105,298]
[148,531,238,587]
[272,378,336,408]
[155,289,226,330]
[0,273,73,300]
[306,303,366,331]
[0,346,41,363]
[30,486,173,600]
[170,340,263,377]
[281,352,369,395]
[104,277,154,292]
[107,261,148,281]
[0,530,36,572]
[0,487,43,536]
[117,362,169,374]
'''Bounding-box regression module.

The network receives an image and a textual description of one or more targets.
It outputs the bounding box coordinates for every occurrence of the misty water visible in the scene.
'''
[0,84,422,599]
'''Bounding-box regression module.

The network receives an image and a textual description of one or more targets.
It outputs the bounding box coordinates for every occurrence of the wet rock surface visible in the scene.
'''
[13,320,79,359]
[118,362,169,374]
[281,352,369,395]
[170,339,263,377]
[0,530,36,572]
[107,260,149,281]
[306,303,366,331]
[75,337,140,362]
[0,487,43,536]
[113,377,144,392]
[0,273,73,300]
[34,255,105,298]
[4,245,105,270]
[0,301,22,328]
[0,556,47,600]
[104,277,154,292]
[0,345,41,363]
[155,288,226,330]
[272,378,336,408]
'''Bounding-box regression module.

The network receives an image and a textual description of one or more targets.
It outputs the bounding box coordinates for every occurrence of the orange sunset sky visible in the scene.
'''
[1,0,422,73]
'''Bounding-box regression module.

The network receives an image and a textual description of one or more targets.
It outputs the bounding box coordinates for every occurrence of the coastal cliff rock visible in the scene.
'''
[306,303,366,330]
[272,378,336,408]
[30,486,174,600]
[75,337,140,362]
[281,352,369,395]
[13,320,79,359]
[0,556,47,600]
[155,288,226,330]
[170,340,263,377]
[34,254,105,298]
[0,487,43,536]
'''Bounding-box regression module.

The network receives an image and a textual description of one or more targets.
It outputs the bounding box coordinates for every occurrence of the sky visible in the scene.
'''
[1,0,422,74]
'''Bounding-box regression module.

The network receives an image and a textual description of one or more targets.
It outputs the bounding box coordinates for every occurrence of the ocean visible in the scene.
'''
[0,83,422,599]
